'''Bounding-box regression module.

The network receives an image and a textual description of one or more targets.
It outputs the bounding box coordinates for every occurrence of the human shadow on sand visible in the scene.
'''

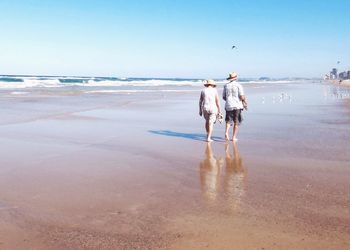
[149,130,225,142]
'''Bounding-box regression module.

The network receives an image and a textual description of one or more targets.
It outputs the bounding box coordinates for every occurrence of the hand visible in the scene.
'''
[243,101,248,110]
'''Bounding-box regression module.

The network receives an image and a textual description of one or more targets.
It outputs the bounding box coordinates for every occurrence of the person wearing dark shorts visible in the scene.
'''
[225,109,243,125]
[222,72,247,141]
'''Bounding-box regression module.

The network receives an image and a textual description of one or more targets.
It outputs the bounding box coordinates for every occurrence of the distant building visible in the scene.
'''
[330,68,338,79]
[339,71,347,79]
[325,68,350,80]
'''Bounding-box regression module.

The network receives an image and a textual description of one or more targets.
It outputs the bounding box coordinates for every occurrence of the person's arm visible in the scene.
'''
[199,91,203,116]
[240,95,248,110]
[241,95,247,106]
[239,86,248,110]
[215,91,221,114]
[222,85,227,101]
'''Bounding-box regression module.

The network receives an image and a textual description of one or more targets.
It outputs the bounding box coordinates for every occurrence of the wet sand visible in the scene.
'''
[0,81,350,249]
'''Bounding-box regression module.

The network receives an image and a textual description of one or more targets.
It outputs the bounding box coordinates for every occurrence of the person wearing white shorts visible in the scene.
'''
[199,79,221,142]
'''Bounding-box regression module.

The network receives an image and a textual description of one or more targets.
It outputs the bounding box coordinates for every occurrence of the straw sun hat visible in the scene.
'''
[203,79,217,87]
[226,72,238,80]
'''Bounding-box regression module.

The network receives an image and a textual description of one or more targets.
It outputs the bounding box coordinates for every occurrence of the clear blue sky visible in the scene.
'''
[0,0,349,78]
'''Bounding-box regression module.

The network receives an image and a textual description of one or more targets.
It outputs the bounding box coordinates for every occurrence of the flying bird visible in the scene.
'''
[232,45,237,49]
[337,61,340,64]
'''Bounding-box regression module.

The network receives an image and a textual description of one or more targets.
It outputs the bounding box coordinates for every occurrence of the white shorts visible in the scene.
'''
[203,110,217,124]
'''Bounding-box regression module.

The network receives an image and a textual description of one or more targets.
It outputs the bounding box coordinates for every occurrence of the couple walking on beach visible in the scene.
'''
[199,72,247,142]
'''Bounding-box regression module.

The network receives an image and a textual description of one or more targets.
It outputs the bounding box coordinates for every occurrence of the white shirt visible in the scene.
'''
[223,81,244,110]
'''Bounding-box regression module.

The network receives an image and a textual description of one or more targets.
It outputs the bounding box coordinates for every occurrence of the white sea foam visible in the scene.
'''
[23,78,61,88]
[0,83,23,89]
[10,91,29,95]
[85,89,198,94]
[0,76,202,89]
[0,76,63,89]
[0,75,303,90]
[81,79,201,87]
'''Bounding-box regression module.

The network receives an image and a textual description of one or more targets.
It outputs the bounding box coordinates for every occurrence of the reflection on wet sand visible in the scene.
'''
[224,143,247,210]
[199,143,224,202]
[199,142,247,210]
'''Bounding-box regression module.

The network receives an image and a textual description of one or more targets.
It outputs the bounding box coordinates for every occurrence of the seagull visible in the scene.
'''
[232,45,236,49]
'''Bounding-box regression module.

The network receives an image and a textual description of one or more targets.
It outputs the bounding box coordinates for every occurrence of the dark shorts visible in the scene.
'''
[225,109,243,125]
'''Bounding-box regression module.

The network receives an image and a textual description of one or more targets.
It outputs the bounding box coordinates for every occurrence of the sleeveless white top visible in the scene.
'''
[201,87,218,114]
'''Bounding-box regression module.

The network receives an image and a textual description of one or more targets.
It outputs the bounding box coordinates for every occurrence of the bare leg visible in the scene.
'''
[232,124,238,141]
[205,121,209,133]
[225,122,230,140]
[225,143,230,157]
[207,122,213,142]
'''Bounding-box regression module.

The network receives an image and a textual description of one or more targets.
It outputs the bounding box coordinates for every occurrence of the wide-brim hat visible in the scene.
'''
[203,79,217,87]
[226,72,238,80]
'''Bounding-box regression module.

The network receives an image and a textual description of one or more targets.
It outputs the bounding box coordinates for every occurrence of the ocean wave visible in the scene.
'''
[23,78,61,87]
[10,91,29,95]
[0,76,24,82]
[81,79,201,87]
[0,75,304,90]
[0,76,202,89]
[85,89,198,94]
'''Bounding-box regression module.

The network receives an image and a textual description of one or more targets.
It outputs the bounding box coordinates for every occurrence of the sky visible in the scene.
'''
[0,0,349,78]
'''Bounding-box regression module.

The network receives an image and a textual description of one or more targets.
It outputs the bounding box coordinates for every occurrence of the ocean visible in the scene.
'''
[0,75,311,95]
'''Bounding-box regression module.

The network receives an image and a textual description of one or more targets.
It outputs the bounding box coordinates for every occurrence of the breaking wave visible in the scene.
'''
[0,75,308,91]
[0,76,202,89]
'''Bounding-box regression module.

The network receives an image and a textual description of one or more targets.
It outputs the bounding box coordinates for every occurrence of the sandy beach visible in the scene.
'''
[338,79,350,87]
[0,80,350,249]
[330,79,350,87]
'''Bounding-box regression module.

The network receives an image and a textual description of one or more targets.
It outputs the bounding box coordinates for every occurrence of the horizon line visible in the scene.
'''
[0,74,323,80]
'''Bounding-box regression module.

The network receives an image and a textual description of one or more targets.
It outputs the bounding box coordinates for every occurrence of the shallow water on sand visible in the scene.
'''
[0,81,349,249]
